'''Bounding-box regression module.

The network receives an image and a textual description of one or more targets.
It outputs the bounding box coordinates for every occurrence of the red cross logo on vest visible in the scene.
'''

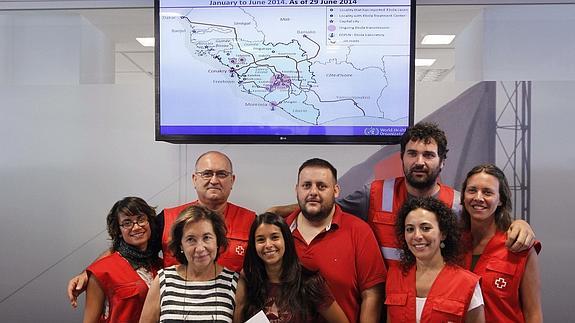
[495,277,508,289]
[235,245,245,255]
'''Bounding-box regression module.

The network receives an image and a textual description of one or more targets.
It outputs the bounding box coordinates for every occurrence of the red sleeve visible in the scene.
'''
[354,220,387,291]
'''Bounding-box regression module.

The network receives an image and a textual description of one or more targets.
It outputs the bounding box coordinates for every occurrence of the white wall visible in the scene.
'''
[415,4,575,320]
[530,81,575,320]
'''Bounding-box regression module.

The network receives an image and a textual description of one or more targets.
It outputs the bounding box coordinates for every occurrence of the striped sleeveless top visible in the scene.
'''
[159,265,239,322]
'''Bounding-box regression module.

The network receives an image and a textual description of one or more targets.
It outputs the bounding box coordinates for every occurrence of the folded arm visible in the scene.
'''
[359,284,384,323]
[82,275,105,323]
[67,249,112,308]
[506,219,535,253]
[521,248,543,323]
[139,275,161,323]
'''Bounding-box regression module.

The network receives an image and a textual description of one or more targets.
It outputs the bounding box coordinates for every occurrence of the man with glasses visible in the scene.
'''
[159,151,255,270]
[67,151,255,308]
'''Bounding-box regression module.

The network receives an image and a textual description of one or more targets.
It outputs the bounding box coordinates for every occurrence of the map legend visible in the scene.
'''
[328,6,409,46]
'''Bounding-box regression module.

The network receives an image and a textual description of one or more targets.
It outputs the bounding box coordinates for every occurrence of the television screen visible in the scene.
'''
[155,0,414,144]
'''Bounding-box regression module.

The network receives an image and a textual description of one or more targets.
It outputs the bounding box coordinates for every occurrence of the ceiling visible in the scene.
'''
[80,9,155,83]
[80,5,486,84]
[416,5,484,81]
[1,1,570,83]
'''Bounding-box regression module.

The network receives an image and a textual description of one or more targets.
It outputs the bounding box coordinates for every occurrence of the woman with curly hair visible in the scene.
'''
[234,212,348,323]
[385,197,485,323]
[83,197,161,323]
[461,164,542,322]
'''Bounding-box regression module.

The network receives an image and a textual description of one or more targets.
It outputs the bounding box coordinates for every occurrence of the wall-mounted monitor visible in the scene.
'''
[155,0,415,144]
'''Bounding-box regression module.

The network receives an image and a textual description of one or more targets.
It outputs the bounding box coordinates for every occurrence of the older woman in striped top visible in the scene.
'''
[140,205,239,323]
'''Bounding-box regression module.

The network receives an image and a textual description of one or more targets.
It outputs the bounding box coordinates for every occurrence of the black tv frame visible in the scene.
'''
[155,0,415,144]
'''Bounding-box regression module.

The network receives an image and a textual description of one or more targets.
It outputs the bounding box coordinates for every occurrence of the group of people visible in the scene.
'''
[70,122,542,323]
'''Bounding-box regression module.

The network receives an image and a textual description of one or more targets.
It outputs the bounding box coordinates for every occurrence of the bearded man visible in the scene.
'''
[336,122,535,266]
[285,158,386,323]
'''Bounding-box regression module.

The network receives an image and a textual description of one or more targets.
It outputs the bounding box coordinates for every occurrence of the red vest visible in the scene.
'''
[86,252,158,323]
[386,263,479,323]
[368,177,460,265]
[161,201,255,271]
[464,231,539,323]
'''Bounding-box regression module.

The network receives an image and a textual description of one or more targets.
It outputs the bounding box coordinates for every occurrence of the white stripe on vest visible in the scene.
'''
[452,189,462,216]
[381,246,403,261]
[381,178,396,212]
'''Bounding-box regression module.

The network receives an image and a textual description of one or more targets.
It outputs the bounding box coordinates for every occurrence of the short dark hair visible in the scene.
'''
[298,158,337,181]
[400,122,448,160]
[395,197,462,272]
[168,205,228,265]
[461,163,513,231]
[106,197,157,251]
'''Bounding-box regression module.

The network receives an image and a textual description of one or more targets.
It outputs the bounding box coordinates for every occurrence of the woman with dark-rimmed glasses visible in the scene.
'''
[83,197,161,323]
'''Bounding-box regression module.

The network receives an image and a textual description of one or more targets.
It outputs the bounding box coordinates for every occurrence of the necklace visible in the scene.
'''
[182,263,218,322]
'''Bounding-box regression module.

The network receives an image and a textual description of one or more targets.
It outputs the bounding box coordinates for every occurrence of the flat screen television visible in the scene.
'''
[155,0,415,144]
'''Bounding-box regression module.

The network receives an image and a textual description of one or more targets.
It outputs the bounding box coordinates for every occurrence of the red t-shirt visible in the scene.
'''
[286,205,387,323]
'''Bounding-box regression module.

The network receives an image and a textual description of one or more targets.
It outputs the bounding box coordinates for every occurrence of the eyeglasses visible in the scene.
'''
[119,215,149,230]
[195,170,233,180]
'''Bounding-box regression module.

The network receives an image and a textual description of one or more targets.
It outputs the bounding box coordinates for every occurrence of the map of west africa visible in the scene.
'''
[159,4,411,128]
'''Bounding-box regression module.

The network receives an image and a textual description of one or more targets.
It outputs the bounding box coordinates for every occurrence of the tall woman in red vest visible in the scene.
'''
[386,197,485,323]
[83,197,161,323]
[461,164,542,322]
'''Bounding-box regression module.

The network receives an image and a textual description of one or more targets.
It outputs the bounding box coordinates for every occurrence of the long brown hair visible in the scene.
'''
[460,163,513,231]
[242,212,329,322]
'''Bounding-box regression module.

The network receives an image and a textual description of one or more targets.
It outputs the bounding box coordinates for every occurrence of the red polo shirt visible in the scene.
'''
[286,205,387,323]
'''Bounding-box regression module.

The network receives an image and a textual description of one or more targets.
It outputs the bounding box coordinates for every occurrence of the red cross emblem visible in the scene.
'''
[235,245,245,255]
[495,277,508,289]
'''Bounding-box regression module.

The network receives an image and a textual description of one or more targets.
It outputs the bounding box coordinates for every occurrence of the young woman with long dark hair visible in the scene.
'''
[234,212,348,323]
